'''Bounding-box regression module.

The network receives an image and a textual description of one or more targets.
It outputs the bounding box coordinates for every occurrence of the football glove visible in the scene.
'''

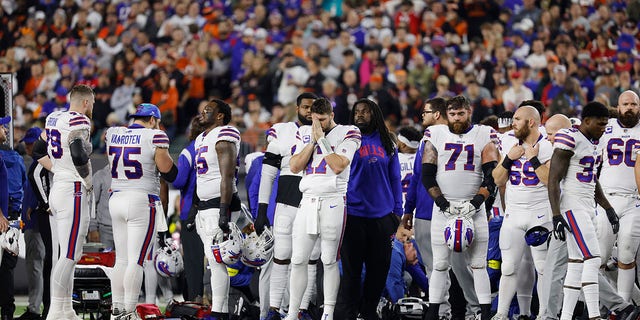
[552,215,571,241]
[454,201,477,219]
[254,203,270,235]
[606,207,619,234]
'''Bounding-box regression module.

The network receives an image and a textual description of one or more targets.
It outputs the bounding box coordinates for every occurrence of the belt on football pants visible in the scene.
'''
[198,193,241,211]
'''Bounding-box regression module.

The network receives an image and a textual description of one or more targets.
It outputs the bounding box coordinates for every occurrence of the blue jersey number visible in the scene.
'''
[46,129,63,159]
[305,146,328,174]
[577,155,601,183]
[196,146,209,174]
[509,159,540,186]
[444,143,475,171]
[607,138,638,167]
[109,146,143,179]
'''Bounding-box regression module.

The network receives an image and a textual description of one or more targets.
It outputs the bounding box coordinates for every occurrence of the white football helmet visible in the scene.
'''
[212,222,243,266]
[154,240,184,278]
[444,216,474,252]
[241,227,274,267]
[394,297,428,319]
[0,224,20,256]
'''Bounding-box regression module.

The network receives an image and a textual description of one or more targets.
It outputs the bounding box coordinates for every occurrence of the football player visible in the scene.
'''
[285,98,361,320]
[255,93,321,320]
[491,105,552,318]
[39,84,94,320]
[397,126,421,207]
[599,91,640,301]
[194,99,242,319]
[548,101,618,319]
[421,95,498,320]
[106,103,177,316]
[403,98,480,319]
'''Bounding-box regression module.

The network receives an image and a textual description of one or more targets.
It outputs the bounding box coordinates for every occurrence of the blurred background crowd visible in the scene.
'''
[1,0,640,154]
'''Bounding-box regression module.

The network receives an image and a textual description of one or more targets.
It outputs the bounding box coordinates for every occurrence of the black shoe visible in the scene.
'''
[615,305,640,320]
[16,311,41,320]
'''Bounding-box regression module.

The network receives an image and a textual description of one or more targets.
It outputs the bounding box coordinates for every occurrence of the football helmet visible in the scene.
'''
[212,222,243,265]
[393,297,428,319]
[0,222,20,256]
[444,216,474,252]
[524,225,551,247]
[241,227,274,267]
[154,239,184,277]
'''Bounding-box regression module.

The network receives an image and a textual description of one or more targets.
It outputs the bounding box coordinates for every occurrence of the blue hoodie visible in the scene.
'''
[347,131,403,218]
[172,141,197,220]
[404,142,434,220]
[0,146,26,215]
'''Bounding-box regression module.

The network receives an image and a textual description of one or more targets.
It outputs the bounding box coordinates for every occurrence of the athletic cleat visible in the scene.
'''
[516,315,531,320]
[298,310,314,320]
[265,309,284,320]
[614,305,640,320]
[490,313,508,320]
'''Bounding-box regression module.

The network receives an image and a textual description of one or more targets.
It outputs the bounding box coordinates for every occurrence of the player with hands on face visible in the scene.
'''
[491,105,553,319]
[286,98,361,320]
[547,101,617,320]
[421,95,499,320]
[256,93,320,320]
[194,99,242,320]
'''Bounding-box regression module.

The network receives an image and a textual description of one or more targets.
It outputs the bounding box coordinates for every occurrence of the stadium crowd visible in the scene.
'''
[3,0,640,319]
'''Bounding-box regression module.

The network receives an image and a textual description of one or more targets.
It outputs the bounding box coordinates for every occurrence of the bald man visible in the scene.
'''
[492,106,553,319]
[540,109,639,320]
[598,90,640,302]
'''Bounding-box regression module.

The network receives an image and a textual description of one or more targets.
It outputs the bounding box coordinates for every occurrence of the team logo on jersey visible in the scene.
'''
[605,126,613,134]
[303,135,311,143]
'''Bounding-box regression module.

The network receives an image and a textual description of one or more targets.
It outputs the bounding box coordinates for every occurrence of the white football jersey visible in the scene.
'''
[265,122,302,176]
[195,125,241,201]
[398,151,416,206]
[105,125,169,195]
[45,111,92,182]
[294,125,361,195]
[501,132,553,210]
[553,128,602,201]
[598,118,640,195]
[425,124,497,202]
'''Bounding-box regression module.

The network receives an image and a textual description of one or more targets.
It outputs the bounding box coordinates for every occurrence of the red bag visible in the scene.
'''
[165,300,212,318]
[136,303,164,319]
[78,251,115,267]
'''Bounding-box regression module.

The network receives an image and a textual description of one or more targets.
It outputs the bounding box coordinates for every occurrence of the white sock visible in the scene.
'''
[301,263,317,310]
[144,261,158,304]
[287,263,308,318]
[429,270,448,304]
[497,274,518,314]
[618,267,635,302]
[270,262,289,309]
[50,258,76,315]
[322,262,338,320]
[471,268,492,304]
[583,283,599,318]
[111,260,126,312]
[124,263,145,311]
[560,262,582,320]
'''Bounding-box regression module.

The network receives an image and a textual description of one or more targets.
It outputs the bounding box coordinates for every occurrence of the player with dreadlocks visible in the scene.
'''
[335,98,404,319]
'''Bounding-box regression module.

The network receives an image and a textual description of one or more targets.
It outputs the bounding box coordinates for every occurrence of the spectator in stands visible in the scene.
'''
[0,116,17,320]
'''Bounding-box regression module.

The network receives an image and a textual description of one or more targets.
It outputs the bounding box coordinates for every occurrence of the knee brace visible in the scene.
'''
[582,257,600,284]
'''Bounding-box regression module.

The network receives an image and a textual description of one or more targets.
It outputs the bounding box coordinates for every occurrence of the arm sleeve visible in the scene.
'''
[404,144,423,214]
[389,149,403,216]
[172,149,193,189]
[385,244,406,303]
[248,159,263,219]
[258,156,279,205]
[405,263,429,294]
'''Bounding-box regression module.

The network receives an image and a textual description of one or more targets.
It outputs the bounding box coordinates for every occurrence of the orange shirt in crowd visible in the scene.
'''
[151,86,179,120]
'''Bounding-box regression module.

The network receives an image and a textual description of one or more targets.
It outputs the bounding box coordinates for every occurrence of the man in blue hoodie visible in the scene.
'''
[336,99,403,320]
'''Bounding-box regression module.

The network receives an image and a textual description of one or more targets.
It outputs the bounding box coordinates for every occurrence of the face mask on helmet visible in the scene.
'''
[444,216,474,252]
[524,225,551,247]
[211,222,244,266]
[0,225,20,256]
[241,227,274,267]
[154,239,184,278]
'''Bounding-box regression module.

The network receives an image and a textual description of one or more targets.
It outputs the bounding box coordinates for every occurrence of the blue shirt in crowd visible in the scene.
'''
[347,131,403,218]
[404,142,434,220]
[0,146,26,215]
[0,154,7,218]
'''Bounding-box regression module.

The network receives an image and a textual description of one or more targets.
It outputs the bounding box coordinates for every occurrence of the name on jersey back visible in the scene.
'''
[110,133,141,145]
[47,117,58,126]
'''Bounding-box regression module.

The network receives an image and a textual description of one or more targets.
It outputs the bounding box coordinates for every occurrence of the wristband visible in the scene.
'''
[501,157,514,170]
[317,137,334,155]
[529,156,542,170]
[434,195,450,211]
[470,194,485,209]
[219,203,230,217]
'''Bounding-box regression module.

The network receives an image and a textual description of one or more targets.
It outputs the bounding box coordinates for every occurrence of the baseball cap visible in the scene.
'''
[21,127,43,144]
[0,116,10,126]
[130,103,161,119]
